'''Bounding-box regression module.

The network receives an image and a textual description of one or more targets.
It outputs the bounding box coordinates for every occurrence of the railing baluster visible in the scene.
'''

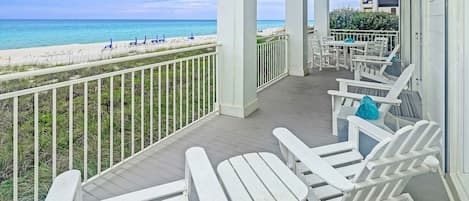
[202,56,206,116]
[208,55,212,113]
[197,57,201,119]
[150,68,154,144]
[97,79,101,174]
[121,74,125,161]
[275,41,279,77]
[179,61,183,127]
[270,42,274,81]
[212,54,216,109]
[158,65,162,140]
[261,43,264,86]
[131,72,135,154]
[266,42,272,82]
[52,89,57,180]
[186,60,189,125]
[141,70,144,150]
[173,62,176,133]
[69,85,73,170]
[34,93,39,201]
[166,64,169,136]
[257,44,260,87]
[110,77,114,167]
[13,97,18,201]
[263,43,266,86]
[84,82,88,182]
[192,58,195,122]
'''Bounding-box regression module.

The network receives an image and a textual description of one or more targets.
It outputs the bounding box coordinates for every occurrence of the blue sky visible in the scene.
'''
[0,0,359,20]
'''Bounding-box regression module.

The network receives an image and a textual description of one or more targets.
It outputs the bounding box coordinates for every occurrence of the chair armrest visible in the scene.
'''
[336,78,394,91]
[352,59,393,66]
[354,55,388,61]
[104,148,228,201]
[347,116,394,142]
[273,128,355,192]
[186,147,229,201]
[350,48,365,53]
[328,90,402,105]
[45,170,82,201]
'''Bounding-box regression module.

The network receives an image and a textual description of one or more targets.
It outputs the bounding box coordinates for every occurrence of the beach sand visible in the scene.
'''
[0,27,285,68]
[0,34,218,67]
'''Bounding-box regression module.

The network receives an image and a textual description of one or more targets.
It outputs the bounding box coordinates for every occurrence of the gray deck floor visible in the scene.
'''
[82,70,450,201]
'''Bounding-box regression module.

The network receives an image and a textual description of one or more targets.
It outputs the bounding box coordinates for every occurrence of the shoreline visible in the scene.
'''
[0,27,285,68]
[0,34,218,68]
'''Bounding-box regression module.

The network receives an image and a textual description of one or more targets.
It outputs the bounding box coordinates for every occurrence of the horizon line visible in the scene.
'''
[0,18,315,21]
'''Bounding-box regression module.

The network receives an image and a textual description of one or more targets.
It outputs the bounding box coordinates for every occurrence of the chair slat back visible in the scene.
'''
[313,37,335,57]
[379,45,401,75]
[374,37,389,56]
[379,64,415,112]
[343,120,441,201]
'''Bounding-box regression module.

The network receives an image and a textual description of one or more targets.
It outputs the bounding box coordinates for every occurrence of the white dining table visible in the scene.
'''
[325,41,368,70]
[217,152,309,201]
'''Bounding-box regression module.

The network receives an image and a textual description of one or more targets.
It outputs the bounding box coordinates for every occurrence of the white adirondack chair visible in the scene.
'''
[328,64,415,136]
[312,36,341,71]
[352,45,401,84]
[273,116,442,201]
[349,37,389,68]
[45,170,82,201]
[45,147,228,201]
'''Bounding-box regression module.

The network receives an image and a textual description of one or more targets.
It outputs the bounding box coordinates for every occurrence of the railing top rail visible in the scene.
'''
[257,33,288,41]
[0,51,217,100]
[0,43,217,82]
[331,29,399,33]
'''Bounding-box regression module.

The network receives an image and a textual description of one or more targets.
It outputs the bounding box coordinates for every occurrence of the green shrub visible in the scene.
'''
[330,8,399,31]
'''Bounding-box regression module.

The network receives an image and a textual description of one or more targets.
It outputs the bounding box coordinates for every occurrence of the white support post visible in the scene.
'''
[286,0,308,76]
[314,0,330,38]
[217,0,258,118]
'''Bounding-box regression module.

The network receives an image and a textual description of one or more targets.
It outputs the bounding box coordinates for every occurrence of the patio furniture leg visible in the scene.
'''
[331,96,338,136]
[319,57,323,71]
[335,50,340,71]
[354,66,361,81]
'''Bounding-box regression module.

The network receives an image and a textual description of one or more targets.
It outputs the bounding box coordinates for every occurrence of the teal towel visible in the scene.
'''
[355,96,379,120]
[344,38,355,43]
[384,54,400,63]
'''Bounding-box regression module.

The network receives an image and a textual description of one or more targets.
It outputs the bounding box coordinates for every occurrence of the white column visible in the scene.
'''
[286,0,308,76]
[217,0,258,118]
[314,0,330,37]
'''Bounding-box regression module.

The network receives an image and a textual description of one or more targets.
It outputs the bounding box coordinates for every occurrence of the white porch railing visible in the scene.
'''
[330,29,400,52]
[257,34,288,91]
[307,30,315,67]
[0,44,218,201]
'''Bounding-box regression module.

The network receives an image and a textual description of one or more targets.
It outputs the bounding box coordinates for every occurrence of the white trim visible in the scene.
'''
[219,98,259,118]
[463,0,469,174]
[447,0,469,199]
[448,173,469,201]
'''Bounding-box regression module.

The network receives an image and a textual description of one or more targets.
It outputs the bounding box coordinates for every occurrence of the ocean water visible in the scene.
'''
[0,19,310,50]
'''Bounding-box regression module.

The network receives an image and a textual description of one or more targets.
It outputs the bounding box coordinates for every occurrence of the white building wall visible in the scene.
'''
[421,0,446,170]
